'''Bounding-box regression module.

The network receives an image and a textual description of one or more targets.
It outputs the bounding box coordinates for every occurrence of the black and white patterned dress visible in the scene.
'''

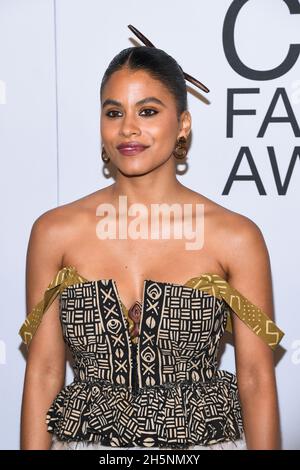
[19,266,284,450]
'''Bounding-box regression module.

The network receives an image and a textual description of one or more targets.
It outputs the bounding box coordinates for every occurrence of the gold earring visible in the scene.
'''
[173,136,187,159]
[101,146,110,163]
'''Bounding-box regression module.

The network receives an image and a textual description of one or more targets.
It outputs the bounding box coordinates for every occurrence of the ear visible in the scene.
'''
[177,110,192,139]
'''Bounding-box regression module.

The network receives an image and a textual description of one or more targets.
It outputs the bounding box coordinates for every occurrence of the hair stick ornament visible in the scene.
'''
[127,24,210,93]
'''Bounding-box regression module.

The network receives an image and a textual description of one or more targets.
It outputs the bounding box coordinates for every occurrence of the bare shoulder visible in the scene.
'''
[216,205,269,281]
[29,205,72,264]
[216,204,267,265]
[185,188,270,284]
[189,191,274,308]
[31,186,112,253]
[25,187,111,317]
[186,189,266,255]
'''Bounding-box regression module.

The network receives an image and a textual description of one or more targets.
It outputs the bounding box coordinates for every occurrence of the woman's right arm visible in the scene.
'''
[20,211,67,450]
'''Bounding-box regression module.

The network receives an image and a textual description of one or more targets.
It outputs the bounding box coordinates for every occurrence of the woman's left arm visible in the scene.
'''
[225,215,281,450]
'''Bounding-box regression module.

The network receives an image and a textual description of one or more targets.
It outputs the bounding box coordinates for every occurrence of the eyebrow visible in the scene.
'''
[102,96,166,109]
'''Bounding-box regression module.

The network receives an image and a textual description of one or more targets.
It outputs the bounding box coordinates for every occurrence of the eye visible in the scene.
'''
[140,108,158,117]
[105,110,122,118]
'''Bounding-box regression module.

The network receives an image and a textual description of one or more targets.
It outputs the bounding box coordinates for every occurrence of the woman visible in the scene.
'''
[19,27,284,450]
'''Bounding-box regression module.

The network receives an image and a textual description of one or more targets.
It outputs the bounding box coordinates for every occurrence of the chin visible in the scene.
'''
[119,167,153,177]
[116,157,153,176]
[116,161,155,177]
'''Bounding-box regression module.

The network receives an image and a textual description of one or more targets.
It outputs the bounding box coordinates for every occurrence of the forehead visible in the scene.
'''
[101,68,174,103]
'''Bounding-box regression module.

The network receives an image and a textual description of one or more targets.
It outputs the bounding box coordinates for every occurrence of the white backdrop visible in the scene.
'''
[0,0,299,450]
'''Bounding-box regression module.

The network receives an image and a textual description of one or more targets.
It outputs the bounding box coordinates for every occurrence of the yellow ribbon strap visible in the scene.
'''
[18,266,87,347]
[185,274,284,351]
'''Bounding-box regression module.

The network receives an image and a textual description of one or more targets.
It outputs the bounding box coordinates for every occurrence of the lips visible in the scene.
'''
[116,142,149,156]
[117,142,148,151]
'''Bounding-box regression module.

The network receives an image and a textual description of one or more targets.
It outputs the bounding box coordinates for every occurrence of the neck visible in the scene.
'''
[110,166,185,207]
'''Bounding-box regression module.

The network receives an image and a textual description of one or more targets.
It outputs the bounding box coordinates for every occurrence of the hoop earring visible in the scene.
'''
[173,136,187,159]
[101,146,110,163]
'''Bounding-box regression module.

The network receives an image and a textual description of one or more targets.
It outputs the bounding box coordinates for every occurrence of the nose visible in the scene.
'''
[119,111,141,137]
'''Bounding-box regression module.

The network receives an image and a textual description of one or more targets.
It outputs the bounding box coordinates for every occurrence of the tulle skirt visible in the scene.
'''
[51,433,247,451]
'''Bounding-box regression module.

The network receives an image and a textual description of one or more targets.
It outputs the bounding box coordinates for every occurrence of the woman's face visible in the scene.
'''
[100,68,191,176]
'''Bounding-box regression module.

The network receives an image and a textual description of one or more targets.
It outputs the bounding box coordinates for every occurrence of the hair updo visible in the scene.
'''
[100,46,188,121]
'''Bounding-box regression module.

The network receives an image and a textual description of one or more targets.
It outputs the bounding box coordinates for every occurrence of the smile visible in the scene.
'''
[117,146,149,156]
